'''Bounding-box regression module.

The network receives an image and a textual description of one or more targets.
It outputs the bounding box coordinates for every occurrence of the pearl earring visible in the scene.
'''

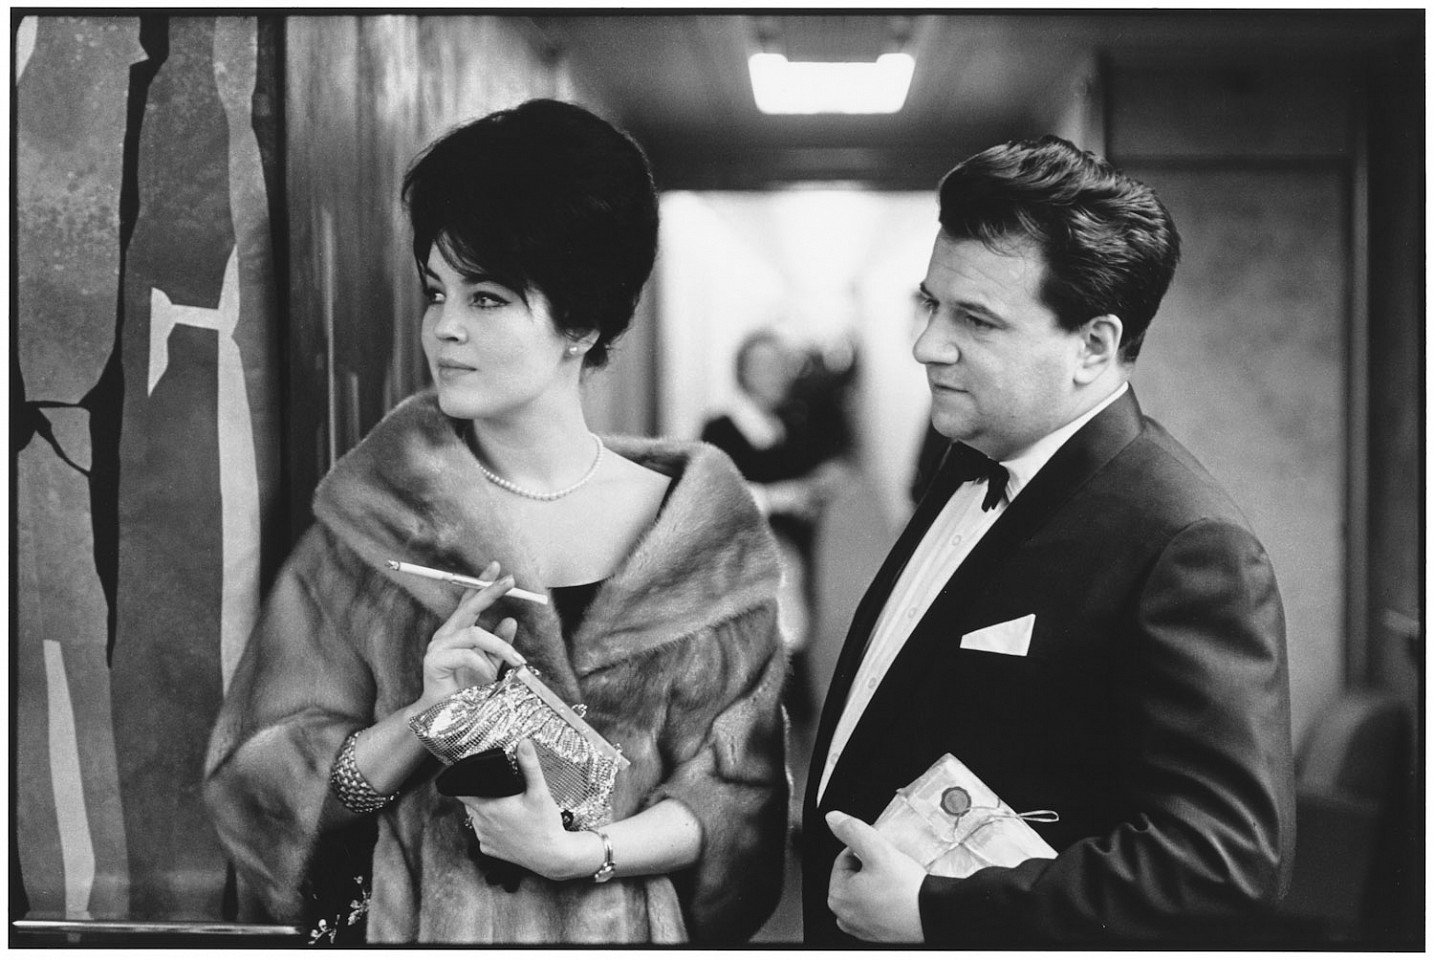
[567,345,580,356]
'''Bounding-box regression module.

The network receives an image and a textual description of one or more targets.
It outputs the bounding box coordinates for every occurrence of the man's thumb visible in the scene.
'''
[826,810,884,862]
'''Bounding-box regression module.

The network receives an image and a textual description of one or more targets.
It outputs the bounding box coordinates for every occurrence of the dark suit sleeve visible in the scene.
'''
[919,518,1295,944]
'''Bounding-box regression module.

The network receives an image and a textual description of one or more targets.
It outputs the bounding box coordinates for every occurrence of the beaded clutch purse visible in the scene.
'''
[408,665,629,831]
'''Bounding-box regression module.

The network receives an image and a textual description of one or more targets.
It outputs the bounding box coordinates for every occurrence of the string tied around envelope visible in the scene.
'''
[950,807,1060,845]
[938,785,1059,843]
[1012,809,1060,823]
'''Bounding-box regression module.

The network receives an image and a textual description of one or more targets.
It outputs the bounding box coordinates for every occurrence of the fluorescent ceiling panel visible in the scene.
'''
[748,52,915,115]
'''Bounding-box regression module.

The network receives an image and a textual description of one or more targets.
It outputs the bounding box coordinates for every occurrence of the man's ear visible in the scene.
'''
[1073,314,1123,384]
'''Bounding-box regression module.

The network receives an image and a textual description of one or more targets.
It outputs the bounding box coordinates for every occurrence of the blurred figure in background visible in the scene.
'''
[702,330,853,800]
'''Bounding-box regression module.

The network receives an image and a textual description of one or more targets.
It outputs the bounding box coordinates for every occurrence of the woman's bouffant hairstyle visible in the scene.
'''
[938,135,1180,362]
[402,99,659,368]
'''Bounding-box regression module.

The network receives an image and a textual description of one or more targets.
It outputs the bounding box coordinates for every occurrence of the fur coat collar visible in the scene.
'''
[313,390,782,698]
[209,390,789,943]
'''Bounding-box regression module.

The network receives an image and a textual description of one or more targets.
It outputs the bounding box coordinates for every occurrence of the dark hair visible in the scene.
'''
[937,135,1180,362]
[402,99,659,368]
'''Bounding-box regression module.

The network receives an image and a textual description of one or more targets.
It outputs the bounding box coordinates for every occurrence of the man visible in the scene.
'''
[803,135,1294,946]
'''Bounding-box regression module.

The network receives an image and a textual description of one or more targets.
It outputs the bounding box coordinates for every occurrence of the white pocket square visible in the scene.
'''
[960,614,1036,657]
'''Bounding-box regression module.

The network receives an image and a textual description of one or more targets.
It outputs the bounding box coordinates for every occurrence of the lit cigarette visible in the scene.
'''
[385,560,549,605]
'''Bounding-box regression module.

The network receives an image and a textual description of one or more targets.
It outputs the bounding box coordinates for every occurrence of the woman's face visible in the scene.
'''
[740,339,795,411]
[420,246,579,424]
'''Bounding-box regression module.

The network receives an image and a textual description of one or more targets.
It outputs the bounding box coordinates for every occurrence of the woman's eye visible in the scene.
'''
[471,291,508,309]
[423,287,445,305]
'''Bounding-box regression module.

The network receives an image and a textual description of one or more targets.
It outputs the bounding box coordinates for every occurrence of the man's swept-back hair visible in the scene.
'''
[938,135,1180,362]
[402,98,658,369]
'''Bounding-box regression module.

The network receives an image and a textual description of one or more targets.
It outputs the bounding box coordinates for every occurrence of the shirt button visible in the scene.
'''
[950,534,964,546]
[906,607,918,619]
[866,677,878,689]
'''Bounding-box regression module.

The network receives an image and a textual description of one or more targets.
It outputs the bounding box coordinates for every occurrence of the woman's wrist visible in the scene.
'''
[550,827,608,882]
[405,685,455,722]
[403,695,436,723]
[330,729,399,814]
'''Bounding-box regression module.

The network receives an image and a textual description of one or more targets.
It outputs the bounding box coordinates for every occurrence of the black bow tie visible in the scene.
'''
[946,443,1009,511]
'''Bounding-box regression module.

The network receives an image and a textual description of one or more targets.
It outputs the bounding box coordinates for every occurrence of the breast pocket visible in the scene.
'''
[958,614,1036,657]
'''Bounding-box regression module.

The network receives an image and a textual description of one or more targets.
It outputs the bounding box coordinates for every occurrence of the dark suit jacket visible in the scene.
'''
[803,389,1295,947]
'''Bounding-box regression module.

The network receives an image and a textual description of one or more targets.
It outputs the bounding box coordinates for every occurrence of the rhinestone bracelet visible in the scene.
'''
[329,730,398,814]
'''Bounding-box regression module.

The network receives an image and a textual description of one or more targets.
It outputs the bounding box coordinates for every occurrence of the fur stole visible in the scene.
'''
[208,391,789,943]
[313,390,783,700]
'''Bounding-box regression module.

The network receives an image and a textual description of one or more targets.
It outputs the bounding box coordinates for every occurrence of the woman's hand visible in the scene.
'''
[459,740,601,881]
[416,561,525,710]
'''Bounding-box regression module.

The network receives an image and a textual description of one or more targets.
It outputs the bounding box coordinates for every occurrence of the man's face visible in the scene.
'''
[914,233,1088,461]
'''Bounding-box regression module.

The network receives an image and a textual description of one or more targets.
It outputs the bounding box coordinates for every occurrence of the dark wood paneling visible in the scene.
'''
[1361,33,1423,948]
[283,16,565,536]
[1363,37,1423,698]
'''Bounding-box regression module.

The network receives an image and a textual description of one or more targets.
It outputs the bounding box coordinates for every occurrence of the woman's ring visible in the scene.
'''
[462,814,473,830]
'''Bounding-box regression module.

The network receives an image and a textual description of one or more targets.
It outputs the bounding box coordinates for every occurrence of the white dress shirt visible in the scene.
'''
[817,383,1129,802]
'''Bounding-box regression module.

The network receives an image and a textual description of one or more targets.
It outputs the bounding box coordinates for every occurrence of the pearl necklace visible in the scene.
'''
[475,432,605,501]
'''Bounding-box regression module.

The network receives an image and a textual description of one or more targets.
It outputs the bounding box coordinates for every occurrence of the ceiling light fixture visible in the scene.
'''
[748,51,915,115]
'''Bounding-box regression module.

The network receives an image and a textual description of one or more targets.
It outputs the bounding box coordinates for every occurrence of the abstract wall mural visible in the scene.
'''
[15,15,283,921]
[13,13,588,925]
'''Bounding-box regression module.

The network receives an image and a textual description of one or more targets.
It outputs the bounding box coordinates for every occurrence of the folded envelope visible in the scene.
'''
[960,613,1036,657]
[874,753,1056,878]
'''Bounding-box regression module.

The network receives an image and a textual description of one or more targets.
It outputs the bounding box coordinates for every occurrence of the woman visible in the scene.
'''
[204,99,788,944]
[701,330,849,806]
[701,329,849,548]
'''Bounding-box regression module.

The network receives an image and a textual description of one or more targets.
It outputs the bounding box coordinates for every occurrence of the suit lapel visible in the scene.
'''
[825,391,1146,796]
[931,390,1144,614]
[807,440,961,783]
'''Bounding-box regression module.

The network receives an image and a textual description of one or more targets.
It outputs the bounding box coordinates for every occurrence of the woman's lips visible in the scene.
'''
[436,361,476,376]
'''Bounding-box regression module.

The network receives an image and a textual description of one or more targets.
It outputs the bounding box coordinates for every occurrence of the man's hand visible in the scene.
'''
[826,810,927,942]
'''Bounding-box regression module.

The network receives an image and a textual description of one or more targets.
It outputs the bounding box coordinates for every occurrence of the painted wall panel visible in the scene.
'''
[112,17,234,918]
[14,14,282,921]
[1106,56,1355,747]
[15,15,144,920]
[1129,169,1347,745]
